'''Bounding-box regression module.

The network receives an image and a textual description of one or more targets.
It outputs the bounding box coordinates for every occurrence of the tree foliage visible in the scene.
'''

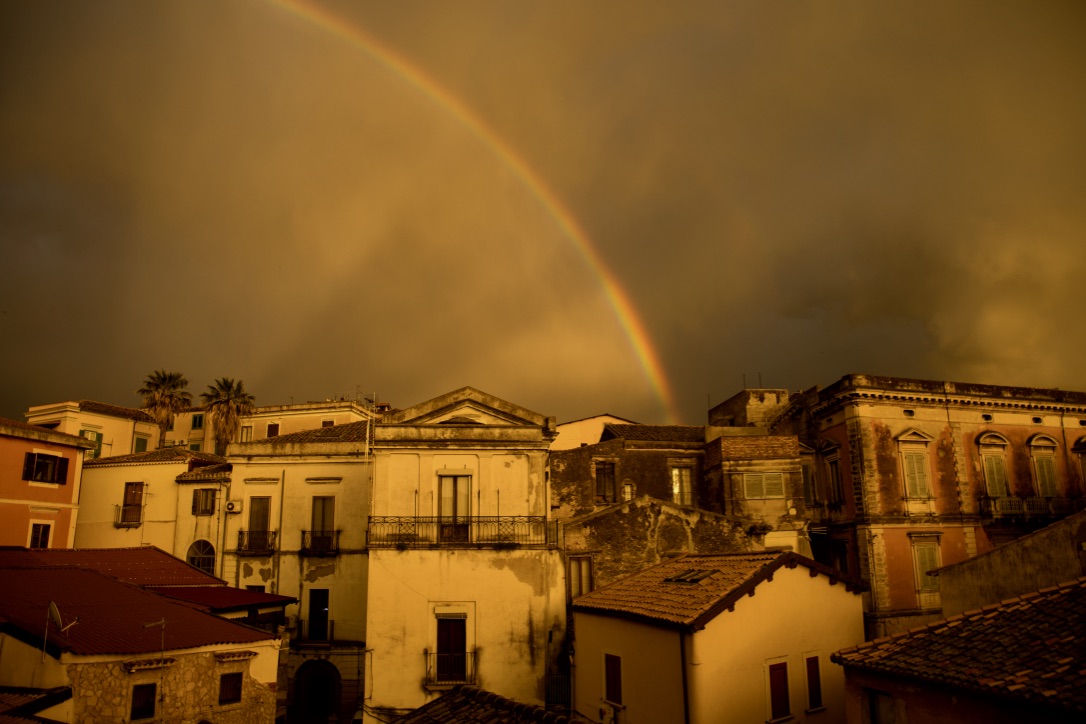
[137,370,192,448]
[201,377,256,454]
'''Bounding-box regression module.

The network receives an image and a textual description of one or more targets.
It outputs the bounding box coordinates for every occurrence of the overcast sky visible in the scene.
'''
[2,0,1084,425]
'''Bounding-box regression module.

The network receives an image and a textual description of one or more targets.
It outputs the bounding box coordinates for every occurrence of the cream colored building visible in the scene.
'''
[552,414,638,451]
[25,400,159,458]
[572,551,864,724]
[74,447,229,574]
[363,387,565,721]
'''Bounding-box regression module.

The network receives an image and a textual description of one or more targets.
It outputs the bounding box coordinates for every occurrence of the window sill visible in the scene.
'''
[766,716,794,723]
[805,706,827,714]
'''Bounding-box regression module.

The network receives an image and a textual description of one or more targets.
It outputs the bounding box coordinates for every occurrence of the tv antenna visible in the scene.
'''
[144,618,167,659]
[42,601,79,662]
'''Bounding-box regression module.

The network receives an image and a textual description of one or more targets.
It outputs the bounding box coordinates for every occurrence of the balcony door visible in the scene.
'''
[249,497,271,550]
[311,496,335,552]
[438,475,470,543]
[436,616,467,682]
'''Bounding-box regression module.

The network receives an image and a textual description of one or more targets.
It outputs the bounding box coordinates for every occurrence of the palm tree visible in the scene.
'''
[201,377,256,455]
[138,370,193,448]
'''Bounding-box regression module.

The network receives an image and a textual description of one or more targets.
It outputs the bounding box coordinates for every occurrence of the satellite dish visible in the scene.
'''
[48,601,62,630]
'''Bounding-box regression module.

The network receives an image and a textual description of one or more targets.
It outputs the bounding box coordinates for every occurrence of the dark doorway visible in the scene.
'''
[290,659,342,724]
[436,616,467,682]
[308,589,329,642]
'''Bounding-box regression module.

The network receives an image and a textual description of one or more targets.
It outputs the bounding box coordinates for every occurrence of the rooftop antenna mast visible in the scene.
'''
[42,601,79,662]
[144,618,166,659]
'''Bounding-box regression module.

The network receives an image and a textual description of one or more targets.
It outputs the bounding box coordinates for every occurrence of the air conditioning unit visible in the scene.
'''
[225,500,243,514]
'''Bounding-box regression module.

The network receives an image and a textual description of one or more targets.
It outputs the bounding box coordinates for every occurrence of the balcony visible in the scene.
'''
[294,618,335,644]
[367,516,557,549]
[978,495,1085,520]
[424,651,476,687]
[301,530,340,556]
[114,504,142,528]
[237,529,277,555]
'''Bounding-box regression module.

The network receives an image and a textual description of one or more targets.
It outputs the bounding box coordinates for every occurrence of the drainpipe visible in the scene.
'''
[274,468,285,595]
[679,631,691,724]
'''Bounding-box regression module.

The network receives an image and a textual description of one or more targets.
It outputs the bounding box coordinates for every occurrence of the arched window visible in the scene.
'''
[1029,435,1060,497]
[187,540,215,574]
[977,432,1010,498]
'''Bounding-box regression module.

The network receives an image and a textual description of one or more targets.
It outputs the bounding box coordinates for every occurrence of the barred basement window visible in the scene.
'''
[131,683,156,720]
[219,672,243,705]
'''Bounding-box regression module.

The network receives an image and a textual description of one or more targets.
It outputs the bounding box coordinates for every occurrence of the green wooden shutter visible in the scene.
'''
[914,543,939,591]
[745,473,765,498]
[1036,456,1058,497]
[983,455,1009,497]
[764,473,785,498]
[904,452,930,498]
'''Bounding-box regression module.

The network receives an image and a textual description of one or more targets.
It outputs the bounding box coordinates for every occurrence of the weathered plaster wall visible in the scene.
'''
[563,497,758,588]
[939,510,1086,616]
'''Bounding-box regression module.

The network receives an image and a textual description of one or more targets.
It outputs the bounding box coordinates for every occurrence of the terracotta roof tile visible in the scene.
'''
[600,424,705,443]
[0,567,273,656]
[832,577,1086,713]
[247,420,370,444]
[77,400,154,423]
[84,447,225,467]
[0,546,223,587]
[572,551,859,630]
[396,685,573,723]
[176,463,232,482]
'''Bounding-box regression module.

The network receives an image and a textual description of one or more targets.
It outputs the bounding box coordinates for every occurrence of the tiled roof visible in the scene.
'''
[146,586,295,612]
[0,686,71,721]
[396,686,574,723]
[0,417,96,448]
[0,546,223,587]
[572,551,859,631]
[78,400,154,423]
[176,462,232,482]
[600,424,705,443]
[249,420,370,444]
[84,447,225,467]
[0,567,273,656]
[832,578,1086,714]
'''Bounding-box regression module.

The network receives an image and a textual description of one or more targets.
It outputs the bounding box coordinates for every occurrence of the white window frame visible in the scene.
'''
[28,520,52,548]
[764,655,791,722]
[896,429,935,501]
[670,465,693,505]
[910,534,941,609]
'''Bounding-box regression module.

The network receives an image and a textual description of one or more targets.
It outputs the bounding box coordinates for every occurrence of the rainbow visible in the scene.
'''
[267,0,679,423]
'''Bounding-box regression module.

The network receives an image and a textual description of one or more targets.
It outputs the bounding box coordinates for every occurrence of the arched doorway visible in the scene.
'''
[186,539,215,574]
[290,659,342,724]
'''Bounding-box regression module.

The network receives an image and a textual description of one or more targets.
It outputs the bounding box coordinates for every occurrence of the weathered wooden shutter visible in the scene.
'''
[983,455,1008,497]
[769,662,790,719]
[764,472,784,497]
[23,453,36,481]
[805,656,822,709]
[55,457,69,485]
[1036,456,1058,497]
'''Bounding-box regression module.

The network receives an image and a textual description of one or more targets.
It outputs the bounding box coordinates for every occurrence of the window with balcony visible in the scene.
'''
[238,497,275,554]
[978,433,1010,498]
[1030,435,1060,497]
[435,615,468,683]
[117,482,145,526]
[304,496,337,555]
[670,466,693,506]
[439,475,470,543]
[22,452,68,485]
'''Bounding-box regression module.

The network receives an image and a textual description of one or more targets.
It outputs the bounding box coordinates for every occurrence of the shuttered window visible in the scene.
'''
[982,455,1009,497]
[22,453,68,484]
[902,451,931,498]
[769,661,790,719]
[595,462,616,503]
[1035,455,1058,497]
[744,472,785,499]
[913,541,940,592]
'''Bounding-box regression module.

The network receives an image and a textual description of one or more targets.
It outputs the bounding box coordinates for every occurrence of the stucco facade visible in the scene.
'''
[572,554,863,724]
[25,400,159,458]
[0,417,94,549]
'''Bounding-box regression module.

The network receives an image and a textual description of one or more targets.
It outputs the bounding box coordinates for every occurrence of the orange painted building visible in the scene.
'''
[0,417,94,549]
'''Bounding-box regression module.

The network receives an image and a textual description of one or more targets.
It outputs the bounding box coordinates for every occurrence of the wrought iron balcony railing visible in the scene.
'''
[978,495,1085,519]
[114,504,143,528]
[237,529,277,555]
[424,651,476,686]
[301,530,340,556]
[367,516,556,549]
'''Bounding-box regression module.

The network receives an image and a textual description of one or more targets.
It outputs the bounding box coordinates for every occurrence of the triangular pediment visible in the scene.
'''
[895,428,934,443]
[382,387,552,429]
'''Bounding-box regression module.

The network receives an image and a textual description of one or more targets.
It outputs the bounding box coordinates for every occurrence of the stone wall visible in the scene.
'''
[68,650,275,724]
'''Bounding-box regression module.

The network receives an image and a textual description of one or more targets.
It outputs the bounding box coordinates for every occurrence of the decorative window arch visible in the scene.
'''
[896,429,935,499]
[976,432,1010,498]
[187,539,215,574]
[1029,435,1059,497]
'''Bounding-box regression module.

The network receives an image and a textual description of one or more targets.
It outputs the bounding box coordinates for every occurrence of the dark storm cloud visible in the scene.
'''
[3,1,1084,425]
